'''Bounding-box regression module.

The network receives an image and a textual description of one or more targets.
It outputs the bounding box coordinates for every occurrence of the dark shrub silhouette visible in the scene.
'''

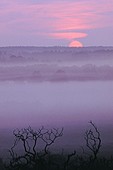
[3,121,113,170]
[84,121,101,161]
[8,126,63,170]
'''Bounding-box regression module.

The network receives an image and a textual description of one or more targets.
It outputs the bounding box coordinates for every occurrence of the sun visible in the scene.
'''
[69,40,83,47]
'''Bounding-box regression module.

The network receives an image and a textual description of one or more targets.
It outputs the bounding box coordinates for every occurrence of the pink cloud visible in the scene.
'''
[49,32,87,40]
[0,0,113,42]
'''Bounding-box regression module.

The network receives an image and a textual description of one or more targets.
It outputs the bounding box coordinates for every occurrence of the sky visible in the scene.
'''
[0,0,113,47]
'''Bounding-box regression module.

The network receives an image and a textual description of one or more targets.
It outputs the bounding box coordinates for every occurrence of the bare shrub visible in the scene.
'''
[9,126,63,169]
[84,121,102,161]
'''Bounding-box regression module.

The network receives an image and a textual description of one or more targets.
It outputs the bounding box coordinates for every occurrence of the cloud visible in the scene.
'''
[0,0,113,43]
[49,32,87,40]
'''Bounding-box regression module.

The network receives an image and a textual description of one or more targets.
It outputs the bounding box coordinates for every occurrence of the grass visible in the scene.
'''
[2,153,113,170]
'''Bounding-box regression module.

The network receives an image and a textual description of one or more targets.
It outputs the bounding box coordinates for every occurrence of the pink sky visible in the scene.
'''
[0,0,113,46]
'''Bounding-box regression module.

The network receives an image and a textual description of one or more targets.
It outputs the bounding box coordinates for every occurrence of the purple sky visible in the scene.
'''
[0,0,113,47]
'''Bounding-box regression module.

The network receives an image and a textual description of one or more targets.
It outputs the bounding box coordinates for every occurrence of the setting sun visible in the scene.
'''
[69,41,83,47]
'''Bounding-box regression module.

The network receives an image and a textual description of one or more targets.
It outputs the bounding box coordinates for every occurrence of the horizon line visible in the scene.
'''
[0,45,113,48]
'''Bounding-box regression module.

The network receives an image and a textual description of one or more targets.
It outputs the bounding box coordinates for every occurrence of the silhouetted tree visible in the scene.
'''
[84,121,102,161]
[9,126,63,169]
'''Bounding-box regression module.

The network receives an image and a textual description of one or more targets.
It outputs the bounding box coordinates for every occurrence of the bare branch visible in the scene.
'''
[9,126,63,168]
[84,121,102,160]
